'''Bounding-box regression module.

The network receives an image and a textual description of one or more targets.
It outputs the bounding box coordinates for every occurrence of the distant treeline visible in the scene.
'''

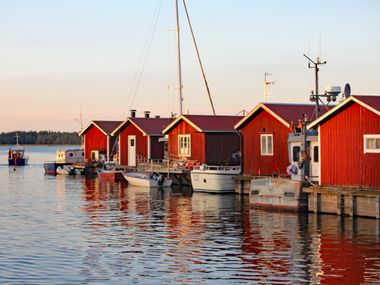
[0,131,81,145]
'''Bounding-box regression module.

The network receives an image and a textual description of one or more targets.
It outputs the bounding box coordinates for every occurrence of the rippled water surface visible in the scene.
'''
[0,146,380,284]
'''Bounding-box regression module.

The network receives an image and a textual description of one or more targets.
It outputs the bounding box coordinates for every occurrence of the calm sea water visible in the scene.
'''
[0,146,379,284]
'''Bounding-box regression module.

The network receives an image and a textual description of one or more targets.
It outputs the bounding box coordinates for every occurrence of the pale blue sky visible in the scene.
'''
[0,0,379,131]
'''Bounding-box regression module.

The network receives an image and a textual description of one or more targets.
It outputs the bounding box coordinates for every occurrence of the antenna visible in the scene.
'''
[74,111,83,132]
[264,72,275,102]
[303,54,327,118]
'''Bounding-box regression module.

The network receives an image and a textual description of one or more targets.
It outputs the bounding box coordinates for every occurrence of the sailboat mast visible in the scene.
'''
[175,0,183,115]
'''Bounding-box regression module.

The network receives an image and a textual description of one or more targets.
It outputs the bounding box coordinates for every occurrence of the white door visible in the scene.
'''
[128,136,136,166]
[290,142,302,181]
[310,141,319,182]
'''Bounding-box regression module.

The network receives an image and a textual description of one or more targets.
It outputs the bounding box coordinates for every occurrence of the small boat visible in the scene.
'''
[123,172,172,188]
[56,165,76,175]
[44,149,85,175]
[98,162,125,182]
[8,134,29,166]
[190,164,241,193]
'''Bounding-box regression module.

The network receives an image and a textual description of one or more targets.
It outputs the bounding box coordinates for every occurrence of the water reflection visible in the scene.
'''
[1,164,380,284]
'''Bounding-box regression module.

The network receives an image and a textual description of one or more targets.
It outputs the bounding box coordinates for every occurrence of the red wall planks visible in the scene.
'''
[83,125,107,160]
[205,133,240,165]
[240,109,291,176]
[167,120,206,162]
[119,123,147,166]
[320,102,380,189]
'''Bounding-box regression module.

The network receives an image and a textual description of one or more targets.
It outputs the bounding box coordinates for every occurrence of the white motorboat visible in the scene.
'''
[190,164,241,193]
[56,165,76,175]
[123,172,172,188]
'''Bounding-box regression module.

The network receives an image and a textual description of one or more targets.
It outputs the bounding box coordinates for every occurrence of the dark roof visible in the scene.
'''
[307,95,380,129]
[80,120,122,136]
[163,115,243,134]
[111,117,172,136]
[184,115,242,131]
[93,120,123,135]
[354,95,380,112]
[235,102,332,129]
[264,103,325,124]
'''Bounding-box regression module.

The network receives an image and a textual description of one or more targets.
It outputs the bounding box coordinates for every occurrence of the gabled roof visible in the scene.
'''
[234,103,328,129]
[307,95,380,129]
[112,117,172,136]
[162,115,242,134]
[79,120,122,136]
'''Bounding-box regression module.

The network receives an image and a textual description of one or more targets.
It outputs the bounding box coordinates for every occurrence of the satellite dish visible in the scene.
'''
[344,83,351,98]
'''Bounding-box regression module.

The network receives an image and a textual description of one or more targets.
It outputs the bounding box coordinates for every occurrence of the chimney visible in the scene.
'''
[130,109,136,118]
[144,111,150,118]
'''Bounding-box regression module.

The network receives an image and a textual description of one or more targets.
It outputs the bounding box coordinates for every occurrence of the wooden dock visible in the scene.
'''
[304,186,380,219]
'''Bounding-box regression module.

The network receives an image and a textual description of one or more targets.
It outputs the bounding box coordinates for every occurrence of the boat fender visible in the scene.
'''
[287,164,298,175]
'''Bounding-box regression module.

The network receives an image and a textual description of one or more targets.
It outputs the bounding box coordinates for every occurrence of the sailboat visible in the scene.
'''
[8,134,29,166]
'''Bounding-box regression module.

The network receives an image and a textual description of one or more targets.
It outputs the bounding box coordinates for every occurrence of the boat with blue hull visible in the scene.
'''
[7,134,29,166]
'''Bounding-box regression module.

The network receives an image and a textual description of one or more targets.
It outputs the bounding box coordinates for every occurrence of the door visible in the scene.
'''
[290,142,302,181]
[310,141,319,182]
[128,136,136,166]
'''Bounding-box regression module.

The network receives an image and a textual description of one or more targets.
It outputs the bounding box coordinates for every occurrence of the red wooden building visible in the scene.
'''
[235,103,319,176]
[162,115,242,165]
[307,95,380,189]
[79,120,122,162]
[112,116,171,166]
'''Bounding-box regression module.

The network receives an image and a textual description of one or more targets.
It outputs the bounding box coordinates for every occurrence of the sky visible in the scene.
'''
[0,0,379,132]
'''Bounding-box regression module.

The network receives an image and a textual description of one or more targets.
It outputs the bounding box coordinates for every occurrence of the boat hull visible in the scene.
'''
[8,157,29,166]
[123,172,172,188]
[190,170,239,193]
[44,162,70,175]
[98,171,125,182]
[250,178,308,210]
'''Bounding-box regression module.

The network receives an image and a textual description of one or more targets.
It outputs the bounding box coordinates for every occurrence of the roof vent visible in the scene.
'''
[130,109,136,118]
[155,115,160,118]
[144,111,150,118]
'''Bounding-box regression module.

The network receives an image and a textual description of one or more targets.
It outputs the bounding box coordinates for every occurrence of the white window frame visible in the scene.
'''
[260,134,273,156]
[178,134,191,157]
[364,134,380,153]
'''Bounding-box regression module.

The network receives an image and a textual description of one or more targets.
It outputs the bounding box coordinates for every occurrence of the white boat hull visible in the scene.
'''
[190,166,240,193]
[123,172,172,188]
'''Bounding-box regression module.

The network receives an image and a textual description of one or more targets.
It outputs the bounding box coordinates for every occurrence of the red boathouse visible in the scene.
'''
[79,120,122,162]
[307,95,380,189]
[235,103,320,176]
[112,115,171,166]
[162,115,242,165]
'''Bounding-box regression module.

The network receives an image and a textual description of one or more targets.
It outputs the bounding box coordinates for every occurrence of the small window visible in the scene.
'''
[260,134,273,156]
[69,152,73,157]
[164,141,168,153]
[292,146,301,162]
[364,135,380,153]
[313,146,319,162]
[130,139,135,147]
[178,135,191,157]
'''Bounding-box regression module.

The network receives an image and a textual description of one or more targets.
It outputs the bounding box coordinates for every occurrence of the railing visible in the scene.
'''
[199,164,241,172]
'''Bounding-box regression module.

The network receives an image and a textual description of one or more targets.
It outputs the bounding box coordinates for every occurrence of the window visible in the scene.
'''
[364,135,380,153]
[292,146,301,162]
[260,134,273,156]
[178,135,191,157]
[313,146,319,162]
